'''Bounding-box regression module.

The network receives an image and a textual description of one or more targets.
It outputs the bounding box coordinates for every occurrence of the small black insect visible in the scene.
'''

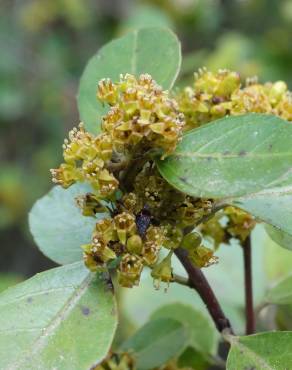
[135,206,152,239]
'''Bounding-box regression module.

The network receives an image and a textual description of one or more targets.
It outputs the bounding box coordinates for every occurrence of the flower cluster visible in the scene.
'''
[176,68,292,130]
[81,209,165,288]
[50,123,118,197]
[51,73,185,199]
[80,192,216,288]
[53,68,289,289]
[98,73,184,156]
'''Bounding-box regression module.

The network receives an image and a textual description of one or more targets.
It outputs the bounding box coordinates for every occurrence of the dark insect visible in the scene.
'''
[135,206,152,238]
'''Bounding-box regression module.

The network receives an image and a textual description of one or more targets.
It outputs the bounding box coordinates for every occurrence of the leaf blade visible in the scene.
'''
[226,332,292,370]
[0,262,117,370]
[150,303,218,355]
[121,318,189,370]
[29,184,102,265]
[157,114,292,198]
[265,274,292,305]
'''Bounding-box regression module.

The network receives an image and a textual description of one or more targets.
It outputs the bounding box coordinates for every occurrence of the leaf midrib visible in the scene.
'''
[173,151,292,159]
[229,336,273,370]
[131,29,138,75]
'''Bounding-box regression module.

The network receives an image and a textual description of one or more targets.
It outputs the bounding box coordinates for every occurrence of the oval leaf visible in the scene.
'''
[121,318,189,370]
[0,262,117,370]
[157,114,292,198]
[78,27,181,133]
[226,332,292,370]
[265,275,292,305]
[29,184,102,265]
[151,303,217,355]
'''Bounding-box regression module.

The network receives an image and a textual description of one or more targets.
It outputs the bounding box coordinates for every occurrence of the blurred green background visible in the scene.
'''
[1,0,292,300]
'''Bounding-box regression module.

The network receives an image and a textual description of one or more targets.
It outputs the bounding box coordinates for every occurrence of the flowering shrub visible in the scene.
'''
[1,27,292,370]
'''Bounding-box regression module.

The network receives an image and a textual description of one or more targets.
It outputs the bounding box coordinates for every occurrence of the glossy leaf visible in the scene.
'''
[151,303,217,355]
[0,262,117,370]
[78,27,181,133]
[265,275,292,305]
[121,318,189,369]
[226,332,292,370]
[29,184,104,265]
[157,114,292,198]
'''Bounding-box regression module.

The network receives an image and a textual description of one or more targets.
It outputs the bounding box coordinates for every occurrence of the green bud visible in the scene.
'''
[126,234,143,255]
[181,232,202,251]
[269,81,287,105]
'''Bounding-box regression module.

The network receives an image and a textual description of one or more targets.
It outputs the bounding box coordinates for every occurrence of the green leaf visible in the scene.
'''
[78,27,181,133]
[151,303,217,355]
[157,114,292,198]
[178,347,212,370]
[265,224,292,251]
[265,275,292,305]
[263,226,292,282]
[29,184,103,265]
[229,187,292,236]
[121,318,189,369]
[0,262,117,370]
[226,332,292,370]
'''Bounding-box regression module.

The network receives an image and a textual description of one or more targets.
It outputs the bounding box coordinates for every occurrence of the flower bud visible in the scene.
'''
[181,231,202,250]
[126,234,143,255]
[97,78,118,105]
[269,81,287,105]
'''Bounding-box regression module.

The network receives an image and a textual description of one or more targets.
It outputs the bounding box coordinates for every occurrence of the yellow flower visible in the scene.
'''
[98,73,185,156]
[118,254,143,288]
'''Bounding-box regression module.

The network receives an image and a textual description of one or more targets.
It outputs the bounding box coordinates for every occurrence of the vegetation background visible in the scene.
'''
[1,0,292,328]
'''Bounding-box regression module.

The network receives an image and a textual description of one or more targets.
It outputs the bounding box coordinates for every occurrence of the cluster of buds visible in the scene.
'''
[176,68,292,130]
[51,74,185,200]
[98,74,185,156]
[81,209,168,288]
[133,164,213,225]
[50,123,118,197]
[52,69,280,290]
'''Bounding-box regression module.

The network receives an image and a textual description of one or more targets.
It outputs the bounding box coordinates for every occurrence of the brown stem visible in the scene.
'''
[243,235,255,334]
[175,247,234,334]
